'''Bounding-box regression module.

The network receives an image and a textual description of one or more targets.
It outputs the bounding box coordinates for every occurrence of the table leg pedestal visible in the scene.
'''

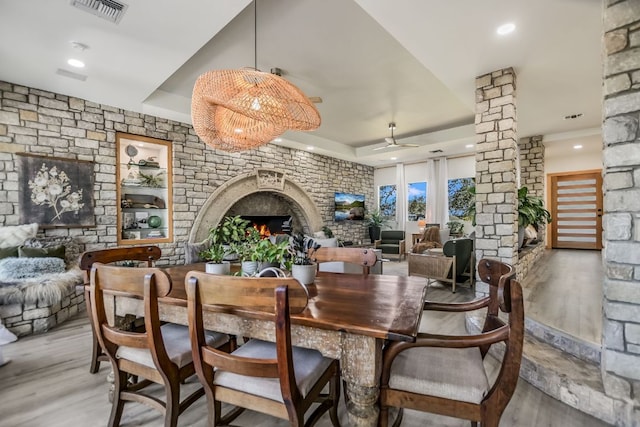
[341,335,383,427]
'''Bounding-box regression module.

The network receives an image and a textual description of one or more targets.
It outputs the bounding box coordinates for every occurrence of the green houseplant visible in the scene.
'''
[517,186,552,248]
[365,209,388,243]
[251,238,290,271]
[289,232,321,285]
[208,215,251,261]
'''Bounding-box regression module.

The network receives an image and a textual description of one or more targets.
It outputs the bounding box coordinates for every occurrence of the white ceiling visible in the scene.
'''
[0,0,603,167]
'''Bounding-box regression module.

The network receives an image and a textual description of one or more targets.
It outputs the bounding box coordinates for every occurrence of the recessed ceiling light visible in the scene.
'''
[465,144,474,148]
[573,144,583,149]
[496,23,516,35]
[273,137,282,142]
[67,58,85,68]
[306,146,314,150]
[390,157,397,160]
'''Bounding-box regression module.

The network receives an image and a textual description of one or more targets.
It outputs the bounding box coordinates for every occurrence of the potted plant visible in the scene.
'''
[517,186,552,248]
[231,227,261,276]
[209,215,251,261]
[365,209,387,243]
[289,232,321,285]
[200,244,231,275]
[251,238,290,272]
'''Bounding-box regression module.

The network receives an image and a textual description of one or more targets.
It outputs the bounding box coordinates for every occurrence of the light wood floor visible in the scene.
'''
[0,301,609,426]
[389,248,603,345]
[520,249,602,345]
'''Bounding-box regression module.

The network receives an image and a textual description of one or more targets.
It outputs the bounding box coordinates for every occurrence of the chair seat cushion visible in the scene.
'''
[388,346,489,404]
[215,339,333,402]
[117,323,228,369]
[378,244,400,253]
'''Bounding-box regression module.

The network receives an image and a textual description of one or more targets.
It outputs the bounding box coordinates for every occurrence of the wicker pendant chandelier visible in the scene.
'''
[191,1,320,152]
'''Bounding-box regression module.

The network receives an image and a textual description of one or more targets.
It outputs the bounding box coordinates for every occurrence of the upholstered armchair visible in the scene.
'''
[375,230,406,261]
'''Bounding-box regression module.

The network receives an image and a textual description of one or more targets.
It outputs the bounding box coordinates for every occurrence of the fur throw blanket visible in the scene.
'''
[412,226,443,253]
[0,267,84,306]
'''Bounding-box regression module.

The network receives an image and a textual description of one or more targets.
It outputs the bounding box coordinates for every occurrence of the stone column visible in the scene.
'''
[519,136,546,242]
[601,0,640,409]
[474,68,519,292]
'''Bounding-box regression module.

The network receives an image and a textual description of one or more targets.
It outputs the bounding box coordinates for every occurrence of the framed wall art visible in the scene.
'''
[18,153,96,228]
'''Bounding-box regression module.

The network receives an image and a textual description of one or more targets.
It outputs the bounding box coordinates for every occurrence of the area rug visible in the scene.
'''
[0,268,84,306]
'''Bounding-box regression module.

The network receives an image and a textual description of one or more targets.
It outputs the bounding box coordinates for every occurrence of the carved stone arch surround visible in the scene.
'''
[189,169,323,243]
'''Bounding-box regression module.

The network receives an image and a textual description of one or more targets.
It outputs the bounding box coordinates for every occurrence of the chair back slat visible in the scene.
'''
[91,263,172,298]
[201,341,280,379]
[313,247,378,275]
[79,245,161,272]
[185,271,309,314]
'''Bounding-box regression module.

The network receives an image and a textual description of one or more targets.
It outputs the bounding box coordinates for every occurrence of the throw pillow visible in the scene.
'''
[184,240,211,264]
[23,236,79,268]
[0,246,19,260]
[0,223,38,248]
[19,245,66,260]
[0,257,66,281]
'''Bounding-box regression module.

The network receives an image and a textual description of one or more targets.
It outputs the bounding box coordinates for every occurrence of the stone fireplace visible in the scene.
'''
[189,169,323,243]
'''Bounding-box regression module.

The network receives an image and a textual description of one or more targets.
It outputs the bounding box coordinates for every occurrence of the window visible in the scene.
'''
[448,177,475,220]
[407,182,427,221]
[379,184,397,219]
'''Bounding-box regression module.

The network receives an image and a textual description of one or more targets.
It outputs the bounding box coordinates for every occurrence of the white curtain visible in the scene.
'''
[395,163,405,231]
[425,158,450,227]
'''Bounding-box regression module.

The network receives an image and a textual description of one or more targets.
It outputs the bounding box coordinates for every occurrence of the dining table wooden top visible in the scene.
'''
[162,263,428,342]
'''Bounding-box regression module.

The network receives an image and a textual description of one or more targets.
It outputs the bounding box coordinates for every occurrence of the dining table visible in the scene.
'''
[108,263,428,427]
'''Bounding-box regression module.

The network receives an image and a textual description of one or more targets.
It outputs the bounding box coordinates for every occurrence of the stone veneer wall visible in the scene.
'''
[519,135,545,197]
[0,81,374,265]
[601,0,640,408]
[474,68,519,293]
[516,136,546,279]
[1,289,85,336]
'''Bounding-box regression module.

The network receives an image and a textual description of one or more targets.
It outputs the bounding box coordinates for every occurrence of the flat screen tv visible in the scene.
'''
[334,192,365,221]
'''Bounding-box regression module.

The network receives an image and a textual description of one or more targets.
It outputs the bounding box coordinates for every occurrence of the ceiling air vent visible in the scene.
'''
[70,0,128,24]
[430,149,443,153]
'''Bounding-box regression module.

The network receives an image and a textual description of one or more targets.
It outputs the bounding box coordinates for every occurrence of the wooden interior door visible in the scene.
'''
[549,171,602,249]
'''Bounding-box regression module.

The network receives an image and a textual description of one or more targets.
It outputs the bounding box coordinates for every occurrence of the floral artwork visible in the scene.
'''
[18,154,95,228]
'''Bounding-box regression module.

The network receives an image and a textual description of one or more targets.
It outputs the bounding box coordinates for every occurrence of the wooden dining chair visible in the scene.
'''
[313,246,378,275]
[186,271,341,427]
[379,258,524,427]
[90,263,231,427]
[79,245,162,374]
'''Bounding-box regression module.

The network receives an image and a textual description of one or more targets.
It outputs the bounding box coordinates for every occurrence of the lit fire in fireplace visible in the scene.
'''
[252,223,271,238]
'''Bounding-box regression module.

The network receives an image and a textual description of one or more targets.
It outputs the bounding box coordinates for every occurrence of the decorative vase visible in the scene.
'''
[147,215,162,228]
[291,263,317,285]
[205,261,231,275]
[241,260,259,277]
[518,226,525,249]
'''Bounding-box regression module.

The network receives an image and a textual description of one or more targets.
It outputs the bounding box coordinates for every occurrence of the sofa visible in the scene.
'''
[0,224,85,337]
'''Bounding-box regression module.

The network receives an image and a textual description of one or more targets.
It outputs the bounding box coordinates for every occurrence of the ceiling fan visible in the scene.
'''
[373,122,419,150]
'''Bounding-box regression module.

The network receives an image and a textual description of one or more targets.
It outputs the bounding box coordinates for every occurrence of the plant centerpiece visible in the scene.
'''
[251,238,290,272]
[231,227,261,276]
[200,243,231,275]
[289,232,321,285]
[365,209,388,243]
[209,215,251,261]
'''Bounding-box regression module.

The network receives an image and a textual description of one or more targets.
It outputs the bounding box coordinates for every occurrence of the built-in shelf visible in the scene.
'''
[116,133,173,245]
